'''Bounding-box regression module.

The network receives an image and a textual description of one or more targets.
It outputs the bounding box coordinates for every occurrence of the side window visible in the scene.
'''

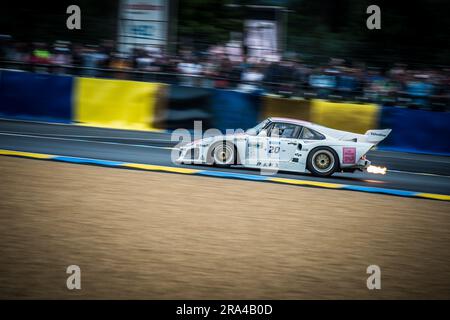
[300,127,325,140]
[269,123,301,138]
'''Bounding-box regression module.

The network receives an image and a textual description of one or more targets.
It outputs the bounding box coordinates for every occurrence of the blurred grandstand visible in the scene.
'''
[0,0,449,111]
[1,40,448,111]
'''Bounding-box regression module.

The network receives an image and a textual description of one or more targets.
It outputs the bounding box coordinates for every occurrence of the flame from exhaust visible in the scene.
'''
[367,165,387,175]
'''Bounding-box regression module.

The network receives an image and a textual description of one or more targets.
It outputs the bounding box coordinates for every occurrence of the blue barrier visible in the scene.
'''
[0,70,73,122]
[211,89,261,132]
[379,106,450,155]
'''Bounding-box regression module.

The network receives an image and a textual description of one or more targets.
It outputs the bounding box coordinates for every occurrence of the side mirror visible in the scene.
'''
[258,129,268,137]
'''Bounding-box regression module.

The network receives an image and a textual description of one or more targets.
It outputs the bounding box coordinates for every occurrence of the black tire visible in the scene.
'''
[209,141,236,167]
[306,147,339,177]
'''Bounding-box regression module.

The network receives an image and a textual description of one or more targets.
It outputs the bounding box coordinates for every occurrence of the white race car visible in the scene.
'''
[176,117,391,177]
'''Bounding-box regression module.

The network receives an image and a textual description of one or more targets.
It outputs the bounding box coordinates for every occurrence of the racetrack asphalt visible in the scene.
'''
[0,119,449,195]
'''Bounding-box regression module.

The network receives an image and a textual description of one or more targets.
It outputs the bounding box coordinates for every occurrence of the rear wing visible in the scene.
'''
[326,128,392,145]
[310,124,391,145]
[362,129,392,145]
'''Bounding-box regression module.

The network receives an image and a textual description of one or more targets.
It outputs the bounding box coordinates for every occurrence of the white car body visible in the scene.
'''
[176,117,392,176]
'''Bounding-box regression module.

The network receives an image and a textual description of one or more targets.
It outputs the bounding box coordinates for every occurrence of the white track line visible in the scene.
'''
[387,169,450,178]
[0,131,172,143]
[0,132,176,150]
[0,117,169,133]
[370,152,450,163]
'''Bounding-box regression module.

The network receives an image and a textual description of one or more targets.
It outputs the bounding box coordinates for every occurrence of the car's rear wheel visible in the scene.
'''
[307,147,338,177]
[211,142,235,167]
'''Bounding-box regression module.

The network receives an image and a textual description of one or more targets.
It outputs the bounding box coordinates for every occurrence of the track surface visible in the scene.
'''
[0,119,449,195]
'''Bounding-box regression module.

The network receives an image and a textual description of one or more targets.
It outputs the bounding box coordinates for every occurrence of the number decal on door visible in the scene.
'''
[268,146,280,154]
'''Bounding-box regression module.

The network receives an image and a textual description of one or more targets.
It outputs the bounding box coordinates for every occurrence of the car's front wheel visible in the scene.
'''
[210,142,235,167]
[307,147,338,177]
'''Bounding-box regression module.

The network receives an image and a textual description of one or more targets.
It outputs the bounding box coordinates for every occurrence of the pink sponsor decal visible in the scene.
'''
[343,147,356,164]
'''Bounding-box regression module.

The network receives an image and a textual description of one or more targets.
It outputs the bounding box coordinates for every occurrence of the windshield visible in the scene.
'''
[247,119,271,134]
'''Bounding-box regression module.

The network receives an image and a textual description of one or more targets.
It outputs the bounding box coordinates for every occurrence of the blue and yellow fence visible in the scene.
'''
[0,70,73,122]
[0,69,448,155]
[74,77,165,131]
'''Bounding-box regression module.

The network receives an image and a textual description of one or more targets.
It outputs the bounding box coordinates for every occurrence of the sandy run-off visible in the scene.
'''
[0,156,449,299]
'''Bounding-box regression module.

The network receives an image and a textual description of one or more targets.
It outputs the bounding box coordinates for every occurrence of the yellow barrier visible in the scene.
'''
[310,99,380,134]
[261,95,311,121]
[74,77,165,131]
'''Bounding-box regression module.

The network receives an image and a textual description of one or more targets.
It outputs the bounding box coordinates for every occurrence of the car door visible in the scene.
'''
[245,123,272,167]
[266,123,303,170]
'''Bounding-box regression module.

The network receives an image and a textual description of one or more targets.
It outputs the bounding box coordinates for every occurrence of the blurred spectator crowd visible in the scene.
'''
[1,38,449,111]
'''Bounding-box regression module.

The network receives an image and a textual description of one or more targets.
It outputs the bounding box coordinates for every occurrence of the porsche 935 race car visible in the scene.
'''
[176,117,391,177]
